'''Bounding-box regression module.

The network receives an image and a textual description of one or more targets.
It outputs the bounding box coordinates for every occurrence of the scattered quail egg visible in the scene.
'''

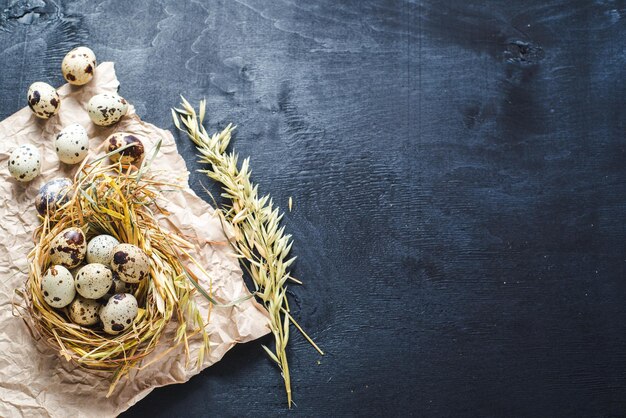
[75,263,113,299]
[49,227,86,268]
[55,123,89,164]
[86,234,120,264]
[105,132,145,166]
[87,93,128,126]
[27,82,60,119]
[35,177,73,216]
[8,144,40,182]
[110,243,150,283]
[41,265,75,308]
[100,293,138,334]
[61,46,96,86]
[101,272,135,301]
[68,296,101,326]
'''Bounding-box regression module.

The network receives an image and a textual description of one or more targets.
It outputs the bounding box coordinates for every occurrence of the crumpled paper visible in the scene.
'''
[0,63,270,418]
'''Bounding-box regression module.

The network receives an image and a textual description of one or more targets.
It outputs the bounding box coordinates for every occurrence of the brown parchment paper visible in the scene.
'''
[0,62,270,418]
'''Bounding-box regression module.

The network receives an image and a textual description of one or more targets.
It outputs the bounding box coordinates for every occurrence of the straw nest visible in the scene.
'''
[18,155,209,395]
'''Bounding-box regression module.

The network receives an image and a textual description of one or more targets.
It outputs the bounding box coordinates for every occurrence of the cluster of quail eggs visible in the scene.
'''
[7,46,145,184]
[41,226,150,334]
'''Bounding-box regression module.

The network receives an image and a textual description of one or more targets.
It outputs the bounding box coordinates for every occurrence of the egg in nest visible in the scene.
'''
[100,293,138,334]
[86,234,120,265]
[41,265,75,308]
[105,132,145,166]
[49,227,87,268]
[75,263,114,299]
[35,178,73,216]
[69,296,101,326]
[110,243,150,283]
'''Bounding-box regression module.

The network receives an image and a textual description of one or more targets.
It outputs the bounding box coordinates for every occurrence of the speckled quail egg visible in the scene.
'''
[68,296,101,326]
[61,46,96,86]
[110,243,150,284]
[105,133,145,166]
[8,144,40,182]
[75,263,113,299]
[86,234,119,264]
[87,93,128,126]
[100,293,138,334]
[35,177,73,216]
[54,123,89,164]
[101,272,136,301]
[49,227,87,268]
[27,81,60,119]
[41,265,75,308]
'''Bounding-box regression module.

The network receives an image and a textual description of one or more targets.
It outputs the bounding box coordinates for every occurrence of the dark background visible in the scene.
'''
[1,0,625,417]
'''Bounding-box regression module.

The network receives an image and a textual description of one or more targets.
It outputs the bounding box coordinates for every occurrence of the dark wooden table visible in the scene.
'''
[1,0,625,416]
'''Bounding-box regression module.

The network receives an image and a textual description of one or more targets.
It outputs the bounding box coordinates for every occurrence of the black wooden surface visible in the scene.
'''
[1,0,625,417]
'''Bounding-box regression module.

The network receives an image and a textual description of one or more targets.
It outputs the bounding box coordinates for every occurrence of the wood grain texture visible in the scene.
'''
[0,0,624,416]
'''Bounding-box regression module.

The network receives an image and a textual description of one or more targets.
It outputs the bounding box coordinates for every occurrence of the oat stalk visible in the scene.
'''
[173,98,322,407]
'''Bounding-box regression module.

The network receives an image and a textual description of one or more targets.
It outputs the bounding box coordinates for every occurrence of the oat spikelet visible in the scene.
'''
[173,99,323,407]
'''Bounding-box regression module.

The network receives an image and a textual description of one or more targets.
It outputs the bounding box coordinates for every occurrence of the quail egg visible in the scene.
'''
[101,272,135,301]
[86,234,119,264]
[49,227,86,268]
[110,243,150,283]
[68,296,101,326]
[35,177,73,216]
[75,263,113,299]
[105,133,145,166]
[87,93,128,126]
[55,123,89,164]
[27,82,60,119]
[41,265,75,308]
[8,144,40,182]
[61,46,96,86]
[100,293,138,334]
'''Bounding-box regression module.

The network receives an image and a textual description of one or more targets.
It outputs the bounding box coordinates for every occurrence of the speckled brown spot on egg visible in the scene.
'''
[29,91,40,106]
[121,136,144,159]
[64,229,84,245]
[114,251,129,265]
